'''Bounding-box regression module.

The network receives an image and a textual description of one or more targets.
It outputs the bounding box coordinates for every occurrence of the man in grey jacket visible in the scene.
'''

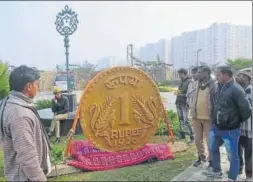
[175,68,194,143]
[0,65,51,181]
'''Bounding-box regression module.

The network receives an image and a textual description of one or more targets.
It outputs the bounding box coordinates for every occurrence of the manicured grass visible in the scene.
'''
[0,145,4,181]
[0,135,196,181]
[50,145,196,181]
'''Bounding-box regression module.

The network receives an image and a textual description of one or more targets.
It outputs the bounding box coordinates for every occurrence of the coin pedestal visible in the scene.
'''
[68,140,175,171]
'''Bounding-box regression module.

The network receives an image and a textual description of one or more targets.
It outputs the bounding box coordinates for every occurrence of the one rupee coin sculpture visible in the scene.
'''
[79,66,162,152]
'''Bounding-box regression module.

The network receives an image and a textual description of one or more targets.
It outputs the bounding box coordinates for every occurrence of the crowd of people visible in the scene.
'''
[175,65,252,181]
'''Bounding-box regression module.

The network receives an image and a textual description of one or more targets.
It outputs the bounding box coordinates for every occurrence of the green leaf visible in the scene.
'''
[35,99,52,110]
[227,58,252,71]
[0,61,10,100]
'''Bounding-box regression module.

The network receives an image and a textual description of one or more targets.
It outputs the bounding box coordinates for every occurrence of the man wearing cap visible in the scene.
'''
[235,70,252,181]
[48,88,69,144]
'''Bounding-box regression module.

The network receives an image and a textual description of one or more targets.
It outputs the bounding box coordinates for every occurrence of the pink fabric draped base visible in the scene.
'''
[68,140,175,171]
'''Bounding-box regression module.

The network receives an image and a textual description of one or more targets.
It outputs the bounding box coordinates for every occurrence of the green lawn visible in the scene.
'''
[0,145,4,181]
[0,135,196,181]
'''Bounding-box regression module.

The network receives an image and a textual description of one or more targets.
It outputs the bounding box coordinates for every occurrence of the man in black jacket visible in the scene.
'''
[175,68,194,143]
[48,88,69,143]
[206,66,251,181]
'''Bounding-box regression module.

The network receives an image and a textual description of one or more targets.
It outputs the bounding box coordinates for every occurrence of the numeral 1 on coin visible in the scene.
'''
[118,92,131,125]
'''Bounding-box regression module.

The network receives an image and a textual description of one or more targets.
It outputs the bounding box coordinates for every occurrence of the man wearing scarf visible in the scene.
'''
[0,65,51,181]
[188,66,217,168]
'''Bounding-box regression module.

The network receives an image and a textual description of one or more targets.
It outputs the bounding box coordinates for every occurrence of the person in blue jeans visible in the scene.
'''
[206,66,251,181]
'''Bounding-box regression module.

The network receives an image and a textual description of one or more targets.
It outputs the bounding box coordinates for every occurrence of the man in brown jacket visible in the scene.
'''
[0,65,51,181]
[187,66,217,168]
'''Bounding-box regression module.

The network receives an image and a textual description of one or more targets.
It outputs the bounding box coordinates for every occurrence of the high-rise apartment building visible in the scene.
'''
[171,23,252,69]
[96,56,117,70]
[137,39,170,63]
[96,56,127,70]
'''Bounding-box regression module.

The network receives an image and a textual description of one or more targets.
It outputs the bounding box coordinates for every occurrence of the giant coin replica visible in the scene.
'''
[79,66,162,152]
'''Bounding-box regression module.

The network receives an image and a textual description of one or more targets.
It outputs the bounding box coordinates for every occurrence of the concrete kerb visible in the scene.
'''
[171,146,247,181]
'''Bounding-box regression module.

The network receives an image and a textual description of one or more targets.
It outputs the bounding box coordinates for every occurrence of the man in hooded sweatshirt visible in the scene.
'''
[0,65,51,181]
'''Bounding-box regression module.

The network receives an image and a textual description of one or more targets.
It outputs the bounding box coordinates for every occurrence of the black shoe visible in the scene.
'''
[193,158,202,167]
[193,157,205,167]
[55,138,60,144]
[208,161,212,168]
[188,136,194,145]
[179,132,186,139]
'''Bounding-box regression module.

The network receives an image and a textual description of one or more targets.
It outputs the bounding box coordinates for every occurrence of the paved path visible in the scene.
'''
[172,146,247,181]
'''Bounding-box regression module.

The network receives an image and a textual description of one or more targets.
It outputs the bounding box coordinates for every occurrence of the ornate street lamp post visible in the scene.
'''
[55,5,79,93]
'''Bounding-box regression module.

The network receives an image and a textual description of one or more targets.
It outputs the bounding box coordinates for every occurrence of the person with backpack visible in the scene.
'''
[0,65,51,181]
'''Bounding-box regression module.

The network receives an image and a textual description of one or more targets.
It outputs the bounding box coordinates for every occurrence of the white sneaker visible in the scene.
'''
[203,170,223,179]
[228,178,235,181]
[245,177,252,182]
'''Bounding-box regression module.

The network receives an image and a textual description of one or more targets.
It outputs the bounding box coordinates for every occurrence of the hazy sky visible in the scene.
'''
[0,1,252,70]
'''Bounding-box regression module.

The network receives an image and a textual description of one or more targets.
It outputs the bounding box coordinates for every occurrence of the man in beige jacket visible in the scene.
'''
[0,65,51,181]
[187,66,217,168]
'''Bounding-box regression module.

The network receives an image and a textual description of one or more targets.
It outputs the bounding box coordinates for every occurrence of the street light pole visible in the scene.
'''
[129,44,133,67]
[55,5,79,93]
[196,49,202,68]
[64,36,70,92]
[126,45,129,66]
[127,44,133,67]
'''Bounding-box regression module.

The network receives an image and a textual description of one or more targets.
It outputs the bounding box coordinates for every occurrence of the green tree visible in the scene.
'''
[0,61,10,99]
[227,58,252,71]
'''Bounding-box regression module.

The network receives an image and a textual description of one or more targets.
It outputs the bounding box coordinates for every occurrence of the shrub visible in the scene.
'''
[155,109,180,137]
[158,80,181,86]
[35,99,52,110]
[51,144,64,177]
[158,86,178,92]
[0,62,10,100]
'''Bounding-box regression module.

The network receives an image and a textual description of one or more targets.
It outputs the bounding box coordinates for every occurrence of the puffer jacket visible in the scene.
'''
[213,80,251,130]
